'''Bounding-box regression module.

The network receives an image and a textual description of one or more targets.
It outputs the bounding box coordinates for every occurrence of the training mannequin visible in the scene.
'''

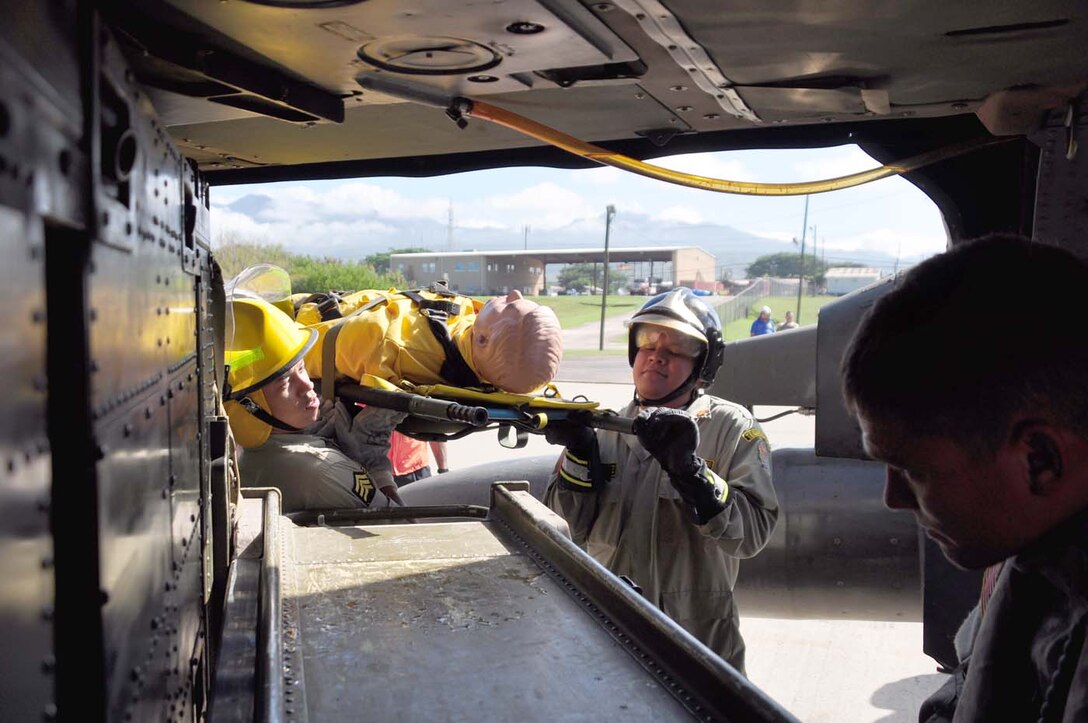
[299,287,562,394]
[297,286,563,490]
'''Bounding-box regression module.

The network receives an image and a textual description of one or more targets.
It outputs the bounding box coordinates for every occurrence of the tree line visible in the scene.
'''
[214,238,420,293]
[744,252,863,284]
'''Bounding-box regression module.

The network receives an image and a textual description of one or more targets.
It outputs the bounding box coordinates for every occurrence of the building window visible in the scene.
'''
[468,261,480,272]
[422,262,436,273]
[455,262,465,272]
[506,264,515,273]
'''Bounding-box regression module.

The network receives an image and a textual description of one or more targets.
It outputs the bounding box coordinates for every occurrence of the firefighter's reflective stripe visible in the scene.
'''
[704,466,730,504]
[559,449,594,489]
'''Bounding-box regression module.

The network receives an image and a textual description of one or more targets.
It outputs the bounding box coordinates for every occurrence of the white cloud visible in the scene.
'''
[791,147,880,181]
[655,206,704,224]
[320,182,449,220]
[757,230,798,244]
[481,182,599,229]
[574,165,625,185]
[822,227,947,259]
[651,152,753,181]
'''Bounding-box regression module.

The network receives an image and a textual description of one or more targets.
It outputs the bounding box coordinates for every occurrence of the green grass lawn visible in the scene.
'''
[721,295,837,341]
[477,295,642,329]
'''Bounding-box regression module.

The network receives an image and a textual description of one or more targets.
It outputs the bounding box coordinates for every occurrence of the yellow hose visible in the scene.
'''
[463,98,1007,197]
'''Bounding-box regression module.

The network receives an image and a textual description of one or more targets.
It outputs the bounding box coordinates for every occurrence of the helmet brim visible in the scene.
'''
[626,314,708,344]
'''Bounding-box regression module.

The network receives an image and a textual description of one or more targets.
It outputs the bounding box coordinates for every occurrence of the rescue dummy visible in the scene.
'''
[223,296,403,511]
[297,285,563,490]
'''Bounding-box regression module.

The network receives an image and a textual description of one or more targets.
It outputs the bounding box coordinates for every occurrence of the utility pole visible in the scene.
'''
[795,195,810,324]
[523,224,530,250]
[599,205,616,351]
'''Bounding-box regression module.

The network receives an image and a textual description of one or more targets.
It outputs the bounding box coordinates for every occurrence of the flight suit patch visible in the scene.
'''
[353,471,375,505]
[757,441,770,471]
[742,428,767,442]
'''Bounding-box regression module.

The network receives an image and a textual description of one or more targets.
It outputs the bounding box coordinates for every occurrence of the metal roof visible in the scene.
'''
[391,246,709,264]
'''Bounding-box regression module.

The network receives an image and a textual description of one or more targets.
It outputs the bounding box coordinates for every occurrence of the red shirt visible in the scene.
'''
[387,431,429,475]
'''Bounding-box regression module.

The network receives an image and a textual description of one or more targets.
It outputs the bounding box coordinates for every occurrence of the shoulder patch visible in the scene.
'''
[742,428,767,442]
[353,470,376,505]
[757,440,770,471]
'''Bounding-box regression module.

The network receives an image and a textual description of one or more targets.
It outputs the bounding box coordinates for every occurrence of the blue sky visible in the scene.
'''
[210,143,949,269]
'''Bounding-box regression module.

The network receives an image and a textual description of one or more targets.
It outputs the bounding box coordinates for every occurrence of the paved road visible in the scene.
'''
[561,307,635,351]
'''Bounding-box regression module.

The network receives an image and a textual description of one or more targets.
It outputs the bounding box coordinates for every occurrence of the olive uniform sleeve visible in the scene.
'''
[695,412,779,559]
[543,451,601,547]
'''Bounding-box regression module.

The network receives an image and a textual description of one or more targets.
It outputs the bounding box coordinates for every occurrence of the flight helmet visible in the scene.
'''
[626,287,725,405]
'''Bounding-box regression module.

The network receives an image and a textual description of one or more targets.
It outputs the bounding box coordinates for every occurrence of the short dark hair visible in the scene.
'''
[841,234,1088,454]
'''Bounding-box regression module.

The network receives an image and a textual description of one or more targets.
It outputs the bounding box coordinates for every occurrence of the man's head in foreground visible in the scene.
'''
[841,234,1088,569]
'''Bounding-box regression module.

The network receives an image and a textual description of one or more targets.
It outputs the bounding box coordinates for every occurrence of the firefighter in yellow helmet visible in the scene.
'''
[224,297,401,511]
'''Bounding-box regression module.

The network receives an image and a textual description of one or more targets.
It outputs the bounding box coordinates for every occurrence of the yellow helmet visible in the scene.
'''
[224,297,317,448]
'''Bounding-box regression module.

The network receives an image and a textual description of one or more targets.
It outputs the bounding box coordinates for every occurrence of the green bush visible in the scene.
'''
[214,241,404,293]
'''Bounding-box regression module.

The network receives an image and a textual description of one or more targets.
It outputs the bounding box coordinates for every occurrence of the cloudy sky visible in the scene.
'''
[210,143,949,272]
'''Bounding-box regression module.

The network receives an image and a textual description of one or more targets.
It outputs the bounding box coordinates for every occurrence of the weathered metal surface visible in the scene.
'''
[268,485,796,722]
[814,278,897,459]
[0,98,54,723]
[711,326,818,409]
[734,449,920,621]
[287,524,692,720]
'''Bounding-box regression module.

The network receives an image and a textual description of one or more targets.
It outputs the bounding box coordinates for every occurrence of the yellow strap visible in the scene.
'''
[360,374,601,410]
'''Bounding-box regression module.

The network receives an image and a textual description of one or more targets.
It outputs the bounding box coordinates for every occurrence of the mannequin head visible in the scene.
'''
[472,290,562,393]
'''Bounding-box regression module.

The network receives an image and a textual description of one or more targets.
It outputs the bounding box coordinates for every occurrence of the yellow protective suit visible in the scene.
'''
[298,288,485,389]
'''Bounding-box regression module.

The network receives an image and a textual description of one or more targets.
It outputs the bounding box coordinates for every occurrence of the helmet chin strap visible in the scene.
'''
[634,368,702,408]
[238,396,303,432]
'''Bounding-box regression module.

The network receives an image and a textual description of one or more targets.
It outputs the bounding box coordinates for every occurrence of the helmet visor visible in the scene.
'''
[633,323,705,358]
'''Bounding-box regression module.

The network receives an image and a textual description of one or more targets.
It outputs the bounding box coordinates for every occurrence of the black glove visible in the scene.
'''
[634,408,728,524]
[546,411,603,493]
[543,411,596,458]
[634,408,702,477]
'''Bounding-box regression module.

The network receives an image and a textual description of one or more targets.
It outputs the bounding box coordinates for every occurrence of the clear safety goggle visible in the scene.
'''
[634,326,704,358]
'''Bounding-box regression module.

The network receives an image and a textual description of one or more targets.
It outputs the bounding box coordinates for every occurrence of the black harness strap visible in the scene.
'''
[317,287,482,402]
[238,396,302,432]
[298,292,344,321]
[401,289,481,387]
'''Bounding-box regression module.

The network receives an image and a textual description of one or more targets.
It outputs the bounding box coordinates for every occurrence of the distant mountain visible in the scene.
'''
[218,193,914,277]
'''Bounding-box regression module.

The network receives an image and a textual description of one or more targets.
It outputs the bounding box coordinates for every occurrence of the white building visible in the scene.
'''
[824,267,882,296]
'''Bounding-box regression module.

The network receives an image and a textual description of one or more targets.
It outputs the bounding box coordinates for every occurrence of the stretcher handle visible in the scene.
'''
[585,411,637,435]
[551,409,636,435]
[335,383,490,427]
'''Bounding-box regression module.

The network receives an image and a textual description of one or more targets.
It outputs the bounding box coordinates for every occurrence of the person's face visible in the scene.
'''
[263,360,319,430]
[785,312,794,322]
[857,409,1032,570]
[632,326,698,407]
[760,310,770,321]
[475,289,534,335]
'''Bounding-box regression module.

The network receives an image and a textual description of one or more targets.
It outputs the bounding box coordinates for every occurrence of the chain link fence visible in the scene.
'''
[711,278,771,325]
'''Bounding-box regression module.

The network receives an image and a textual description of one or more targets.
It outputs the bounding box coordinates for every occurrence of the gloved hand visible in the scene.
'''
[543,412,597,457]
[332,401,407,472]
[633,408,702,477]
[546,411,603,493]
[634,408,728,525]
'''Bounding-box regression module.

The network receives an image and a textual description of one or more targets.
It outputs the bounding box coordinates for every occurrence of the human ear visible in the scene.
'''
[1012,422,1064,495]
